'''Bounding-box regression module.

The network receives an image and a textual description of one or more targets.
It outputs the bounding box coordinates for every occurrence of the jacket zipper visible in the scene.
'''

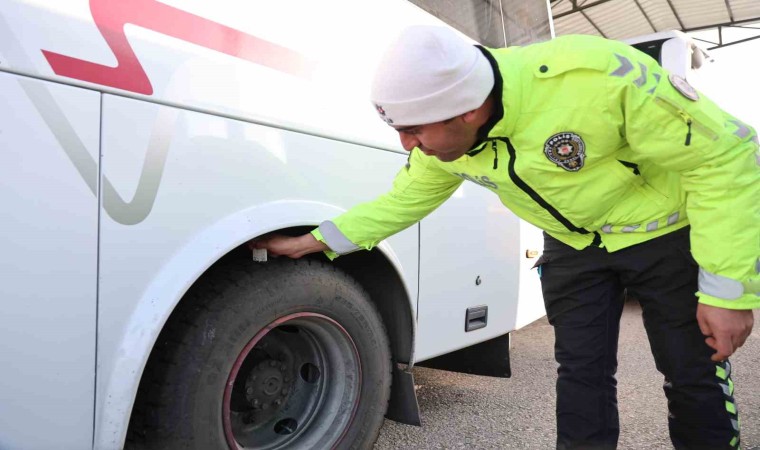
[496,137,602,246]
[654,96,719,146]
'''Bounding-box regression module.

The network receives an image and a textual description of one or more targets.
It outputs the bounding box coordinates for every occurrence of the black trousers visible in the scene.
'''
[538,228,740,450]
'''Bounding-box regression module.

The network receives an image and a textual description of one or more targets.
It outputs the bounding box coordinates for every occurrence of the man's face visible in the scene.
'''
[394,116,479,162]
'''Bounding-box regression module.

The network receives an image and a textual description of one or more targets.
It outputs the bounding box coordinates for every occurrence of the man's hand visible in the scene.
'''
[696,303,754,362]
[248,233,329,259]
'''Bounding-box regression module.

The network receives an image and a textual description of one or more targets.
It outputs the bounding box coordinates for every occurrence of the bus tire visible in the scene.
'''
[127,258,392,450]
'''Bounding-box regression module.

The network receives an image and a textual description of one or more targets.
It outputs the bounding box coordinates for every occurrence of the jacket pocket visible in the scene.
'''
[612,159,669,206]
[654,96,719,145]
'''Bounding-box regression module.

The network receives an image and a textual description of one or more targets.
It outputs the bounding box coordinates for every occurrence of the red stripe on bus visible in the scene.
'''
[42,0,316,95]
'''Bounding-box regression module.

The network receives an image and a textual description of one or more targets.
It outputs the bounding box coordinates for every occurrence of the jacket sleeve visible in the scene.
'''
[607,44,760,310]
[311,148,463,259]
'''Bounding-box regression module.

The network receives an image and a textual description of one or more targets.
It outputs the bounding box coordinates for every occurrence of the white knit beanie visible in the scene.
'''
[371,25,494,127]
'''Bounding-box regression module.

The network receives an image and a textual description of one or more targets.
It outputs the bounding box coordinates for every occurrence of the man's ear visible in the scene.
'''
[461,109,478,123]
[462,96,493,126]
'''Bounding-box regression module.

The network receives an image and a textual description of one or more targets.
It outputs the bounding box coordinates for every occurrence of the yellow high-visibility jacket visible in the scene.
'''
[314,34,760,310]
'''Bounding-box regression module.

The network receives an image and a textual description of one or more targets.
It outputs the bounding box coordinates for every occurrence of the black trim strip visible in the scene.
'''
[474,46,504,141]
[500,137,592,236]
[467,46,504,157]
[618,160,640,175]
[467,142,488,157]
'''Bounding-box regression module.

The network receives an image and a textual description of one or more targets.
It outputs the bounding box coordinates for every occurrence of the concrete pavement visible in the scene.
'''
[375,300,760,449]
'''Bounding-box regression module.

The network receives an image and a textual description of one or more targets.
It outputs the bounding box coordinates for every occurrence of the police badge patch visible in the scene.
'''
[668,74,699,101]
[544,132,586,172]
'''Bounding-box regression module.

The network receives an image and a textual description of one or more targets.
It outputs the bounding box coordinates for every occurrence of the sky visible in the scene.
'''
[687,31,760,129]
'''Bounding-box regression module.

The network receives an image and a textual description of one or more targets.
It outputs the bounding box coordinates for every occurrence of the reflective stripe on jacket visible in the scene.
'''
[314,34,760,310]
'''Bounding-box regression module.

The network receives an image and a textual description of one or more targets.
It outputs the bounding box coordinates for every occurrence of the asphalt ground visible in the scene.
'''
[375,300,760,449]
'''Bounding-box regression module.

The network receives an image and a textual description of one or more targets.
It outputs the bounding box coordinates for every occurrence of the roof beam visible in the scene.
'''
[692,36,719,47]
[724,0,735,22]
[552,0,616,20]
[707,34,760,50]
[689,22,760,50]
[633,0,657,33]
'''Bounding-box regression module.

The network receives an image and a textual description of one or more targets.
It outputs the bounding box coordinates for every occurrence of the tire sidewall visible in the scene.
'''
[176,260,391,449]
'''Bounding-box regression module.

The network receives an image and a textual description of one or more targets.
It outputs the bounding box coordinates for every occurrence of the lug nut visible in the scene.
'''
[270,360,278,367]
[246,387,253,395]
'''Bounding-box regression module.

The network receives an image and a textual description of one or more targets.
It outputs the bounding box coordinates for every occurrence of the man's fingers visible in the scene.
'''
[732,327,751,351]
[248,238,288,259]
[708,333,735,362]
[704,336,718,351]
[711,352,729,363]
[738,313,754,349]
[697,305,755,362]
[704,337,725,362]
[247,233,321,259]
[696,311,712,337]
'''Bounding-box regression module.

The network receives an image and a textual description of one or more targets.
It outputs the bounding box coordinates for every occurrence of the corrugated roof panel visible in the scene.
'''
[552,0,760,42]
[554,12,604,37]
[636,0,682,31]
[585,0,656,39]
[727,0,760,21]
[669,0,731,29]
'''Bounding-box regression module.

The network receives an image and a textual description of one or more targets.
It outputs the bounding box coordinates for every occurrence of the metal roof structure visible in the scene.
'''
[550,0,760,49]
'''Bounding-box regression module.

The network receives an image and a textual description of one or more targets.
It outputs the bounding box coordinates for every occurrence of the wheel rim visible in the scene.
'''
[223,312,362,449]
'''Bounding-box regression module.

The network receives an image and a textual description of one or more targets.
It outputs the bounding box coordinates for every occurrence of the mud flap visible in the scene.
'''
[385,363,421,426]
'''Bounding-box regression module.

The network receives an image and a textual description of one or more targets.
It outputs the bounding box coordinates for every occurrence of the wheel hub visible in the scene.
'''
[245,359,291,411]
[223,314,363,449]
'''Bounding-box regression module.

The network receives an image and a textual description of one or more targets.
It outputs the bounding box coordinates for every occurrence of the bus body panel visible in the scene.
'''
[417,190,546,361]
[0,1,551,448]
[515,221,547,329]
[95,94,421,449]
[0,72,98,450]
[416,187,522,360]
[0,0,453,152]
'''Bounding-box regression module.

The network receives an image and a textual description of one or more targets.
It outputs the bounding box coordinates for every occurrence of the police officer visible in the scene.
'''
[252,25,759,449]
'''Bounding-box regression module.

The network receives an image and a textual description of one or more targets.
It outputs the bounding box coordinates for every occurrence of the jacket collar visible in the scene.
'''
[467,46,510,156]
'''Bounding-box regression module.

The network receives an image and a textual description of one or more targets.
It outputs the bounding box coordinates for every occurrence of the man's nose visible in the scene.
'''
[399,132,419,152]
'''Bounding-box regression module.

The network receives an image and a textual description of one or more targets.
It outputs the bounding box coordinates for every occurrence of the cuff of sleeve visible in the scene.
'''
[316,221,361,256]
[697,291,760,310]
[310,229,339,261]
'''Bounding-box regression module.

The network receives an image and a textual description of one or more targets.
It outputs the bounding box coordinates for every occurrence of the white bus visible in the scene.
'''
[0,1,552,449]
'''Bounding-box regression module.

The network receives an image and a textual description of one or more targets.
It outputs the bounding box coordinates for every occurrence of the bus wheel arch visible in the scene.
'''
[126,233,418,448]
